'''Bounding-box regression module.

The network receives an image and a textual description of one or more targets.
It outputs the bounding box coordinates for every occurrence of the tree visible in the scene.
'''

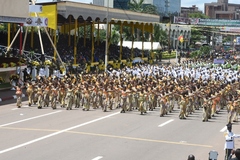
[128,0,144,12]
[188,12,209,19]
[142,5,159,15]
[153,24,168,48]
[110,30,120,45]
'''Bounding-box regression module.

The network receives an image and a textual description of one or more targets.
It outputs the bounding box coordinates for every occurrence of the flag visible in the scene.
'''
[31,4,57,30]
[178,35,184,43]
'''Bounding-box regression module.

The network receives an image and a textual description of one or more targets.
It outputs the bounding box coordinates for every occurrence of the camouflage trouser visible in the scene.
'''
[66,95,73,110]
[139,100,146,114]
[51,96,57,109]
[16,94,22,108]
[160,103,167,117]
[202,106,209,122]
[59,94,65,107]
[121,97,127,112]
[83,97,90,111]
[27,91,33,106]
[179,105,186,119]
[37,94,43,108]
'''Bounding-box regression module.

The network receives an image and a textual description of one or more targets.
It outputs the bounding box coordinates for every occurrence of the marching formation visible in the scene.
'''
[14,59,240,123]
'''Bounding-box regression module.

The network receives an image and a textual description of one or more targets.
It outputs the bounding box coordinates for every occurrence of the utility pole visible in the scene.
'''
[165,0,171,63]
[105,0,109,72]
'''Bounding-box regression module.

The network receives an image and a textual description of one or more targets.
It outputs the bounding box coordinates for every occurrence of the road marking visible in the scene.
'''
[158,119,174,127]
[0,110,62,127]
[92,156,103,160]
[11,105,29,110]
[220,126,227,132]
[0,111,120,154]
[1,126,213,148]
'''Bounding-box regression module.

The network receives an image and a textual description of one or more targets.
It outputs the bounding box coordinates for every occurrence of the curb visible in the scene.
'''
[0,94,26,102]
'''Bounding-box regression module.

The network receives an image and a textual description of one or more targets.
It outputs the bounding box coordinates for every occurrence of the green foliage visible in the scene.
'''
[190,50,200,58]
[128,0,158,15]
[78,25,91,38]
[200,45,211,55]
[153,24,168,47]
[142,5,159,15]
[188,13,209,19]
[190,28,205,46]
[110,30,120,45]
[161,51,177,59]
[128,0,144,12]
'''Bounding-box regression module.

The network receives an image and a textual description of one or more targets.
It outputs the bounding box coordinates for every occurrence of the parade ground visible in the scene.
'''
[0,98,239,160]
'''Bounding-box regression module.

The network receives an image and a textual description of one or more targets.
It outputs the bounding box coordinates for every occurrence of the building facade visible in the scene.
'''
[205,0,240,19]
[161,24,191,50]
[93,0,114,7]
[93,0,181,15]
[154,0,181,15]
[180,5,202,18]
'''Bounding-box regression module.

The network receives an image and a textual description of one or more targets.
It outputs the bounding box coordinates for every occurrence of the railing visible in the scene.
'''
[0,45,54,63]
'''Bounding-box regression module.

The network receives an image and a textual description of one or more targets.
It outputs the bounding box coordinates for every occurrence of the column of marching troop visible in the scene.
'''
[16,61,239,123]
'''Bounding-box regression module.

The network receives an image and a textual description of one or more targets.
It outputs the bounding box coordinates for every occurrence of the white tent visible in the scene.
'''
[118,41,161,50]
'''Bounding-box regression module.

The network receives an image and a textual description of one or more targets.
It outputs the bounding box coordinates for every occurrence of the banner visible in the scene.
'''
[29,5,43,13]
[220,27,240,33]
[24,17,48,27]
[0,16,25,23]
[31,4,57,30]
[198,19,240,27]
[174,16,199,25]
[237,37,240,45]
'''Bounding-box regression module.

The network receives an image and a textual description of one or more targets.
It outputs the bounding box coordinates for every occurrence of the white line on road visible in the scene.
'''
[92,156,103,160]
[220,126,227,132]
[11,105,29,110]
[0,110,62,127]
[0,111,120,154]
[158,119,174,127]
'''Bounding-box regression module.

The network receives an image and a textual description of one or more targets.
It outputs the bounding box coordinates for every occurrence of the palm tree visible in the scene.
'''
[128,0,144,12]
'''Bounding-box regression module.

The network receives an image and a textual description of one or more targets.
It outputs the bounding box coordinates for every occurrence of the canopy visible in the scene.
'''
[118,41,161,50]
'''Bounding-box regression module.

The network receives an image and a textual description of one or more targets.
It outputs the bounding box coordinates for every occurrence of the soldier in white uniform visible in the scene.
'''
[224,123,240,160]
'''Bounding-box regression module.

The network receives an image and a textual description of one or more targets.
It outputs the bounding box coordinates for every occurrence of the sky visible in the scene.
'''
[36,0,240,12]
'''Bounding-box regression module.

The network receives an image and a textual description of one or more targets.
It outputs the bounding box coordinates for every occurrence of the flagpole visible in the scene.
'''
[104,0,109,72]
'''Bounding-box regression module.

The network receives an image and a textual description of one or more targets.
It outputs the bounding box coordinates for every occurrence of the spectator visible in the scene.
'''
[187,154,195,160]
[228,148,240,160]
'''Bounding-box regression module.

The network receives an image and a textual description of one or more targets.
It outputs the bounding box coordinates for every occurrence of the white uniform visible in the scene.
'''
[224,130,240,150]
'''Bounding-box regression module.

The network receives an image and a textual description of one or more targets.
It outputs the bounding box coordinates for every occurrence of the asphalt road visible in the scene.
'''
[0,100,239,160]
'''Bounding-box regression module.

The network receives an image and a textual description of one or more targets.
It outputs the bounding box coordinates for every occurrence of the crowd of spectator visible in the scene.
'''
[0,32,150,64]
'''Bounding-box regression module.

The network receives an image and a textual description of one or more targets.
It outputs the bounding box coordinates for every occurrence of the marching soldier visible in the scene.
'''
[37,84,44,109]
[102,88,109,112]
[82,85,90,111]
[14,83,24,108]
[59,84,66,108]
[138,88,147,115]
[66,84,74,110]
[120,86,127,113]
[202,97,210,122]
[26,82,34,106]
[179,94,187,119]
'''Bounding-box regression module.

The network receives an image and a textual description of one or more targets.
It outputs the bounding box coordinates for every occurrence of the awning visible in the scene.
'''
[118,41,161,50]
